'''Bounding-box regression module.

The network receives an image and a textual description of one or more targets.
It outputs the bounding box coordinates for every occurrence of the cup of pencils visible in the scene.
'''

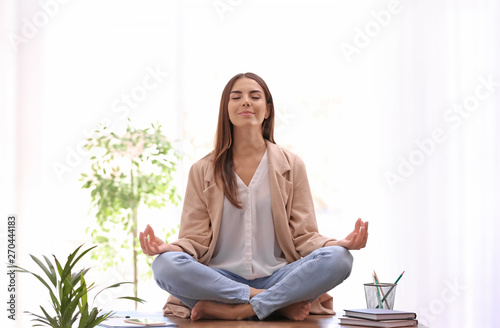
[364,271,405,310]
[364,283,397,309]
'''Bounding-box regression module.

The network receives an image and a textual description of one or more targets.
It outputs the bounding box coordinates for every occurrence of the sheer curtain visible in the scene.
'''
[1,1,498,327]
[384,2,499,327]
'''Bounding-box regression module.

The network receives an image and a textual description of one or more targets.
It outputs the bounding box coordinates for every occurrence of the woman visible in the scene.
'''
[140,72,369,321]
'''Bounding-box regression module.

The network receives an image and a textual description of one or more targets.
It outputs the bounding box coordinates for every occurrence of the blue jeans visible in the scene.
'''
[152,246,353,320]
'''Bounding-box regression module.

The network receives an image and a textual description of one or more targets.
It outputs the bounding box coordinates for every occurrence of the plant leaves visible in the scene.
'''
[118,296,146,304]
[30,255,57,287]
[92,281,133,302]
[20,245,143,328]
[39,306,59,327]
[43,255,58,287]
[80,121,182,301]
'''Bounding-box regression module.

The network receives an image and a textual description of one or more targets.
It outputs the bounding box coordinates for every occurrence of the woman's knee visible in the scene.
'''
[152,251,191,286]
[321,246,354,278]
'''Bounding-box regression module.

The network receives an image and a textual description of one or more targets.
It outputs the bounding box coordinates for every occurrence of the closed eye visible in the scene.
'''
[230,89,263,100]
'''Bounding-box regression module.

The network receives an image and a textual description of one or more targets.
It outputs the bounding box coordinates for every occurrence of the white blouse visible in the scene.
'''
[208,149,288,279]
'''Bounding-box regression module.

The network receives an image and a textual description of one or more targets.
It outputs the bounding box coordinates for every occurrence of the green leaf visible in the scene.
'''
[43,255,58,284]
[80,273,88,310]
[83,308,98,328]
[62,245,96,280]
[95,235,109,243]
[92,281,132,303]
[39,306,59,326]
[71,268,90,285]
[30,255,57,287]
[14,266,58,303]
[118,296,146,303]
[78,304,88,328]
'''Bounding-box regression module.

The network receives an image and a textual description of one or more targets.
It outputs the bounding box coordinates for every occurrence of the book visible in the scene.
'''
[339,326,416,328]
[98,317,178,327]
[339,325,417,328]
[339,316,418,327]
[124,319,176,326]
[344,309,417,321]
[340,324,418,328]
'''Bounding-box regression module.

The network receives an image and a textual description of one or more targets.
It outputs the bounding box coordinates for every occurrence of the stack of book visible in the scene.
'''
[339,308,418,327]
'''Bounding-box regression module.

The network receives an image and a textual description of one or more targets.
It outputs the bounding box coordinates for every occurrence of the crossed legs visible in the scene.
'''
[190,288,311,321]
[152,246,353,320]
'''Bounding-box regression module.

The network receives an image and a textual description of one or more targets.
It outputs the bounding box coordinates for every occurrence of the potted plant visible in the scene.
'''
[15,244,144,328]
[80,121,180,305]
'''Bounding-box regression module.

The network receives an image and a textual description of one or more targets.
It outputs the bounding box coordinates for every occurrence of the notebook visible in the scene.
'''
[343,308,417,321]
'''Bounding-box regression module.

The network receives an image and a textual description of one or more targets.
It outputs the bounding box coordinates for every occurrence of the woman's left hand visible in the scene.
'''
[328,218,369,250]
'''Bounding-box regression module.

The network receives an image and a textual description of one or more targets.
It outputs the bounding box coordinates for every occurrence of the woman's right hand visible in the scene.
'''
[139,224,172,256]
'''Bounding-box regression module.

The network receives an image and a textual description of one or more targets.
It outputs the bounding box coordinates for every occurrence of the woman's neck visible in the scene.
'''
[232,127,266,157]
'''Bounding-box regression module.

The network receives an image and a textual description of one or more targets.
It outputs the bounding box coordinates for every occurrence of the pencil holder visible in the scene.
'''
[363,283,397,309]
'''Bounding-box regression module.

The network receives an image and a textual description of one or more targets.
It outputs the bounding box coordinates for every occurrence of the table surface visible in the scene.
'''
[100,311,427,328]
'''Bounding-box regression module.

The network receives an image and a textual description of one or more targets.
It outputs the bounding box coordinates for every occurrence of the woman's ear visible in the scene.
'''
[265,103,271,119]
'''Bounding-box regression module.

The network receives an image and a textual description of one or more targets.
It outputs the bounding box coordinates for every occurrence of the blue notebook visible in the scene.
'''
[344,308,417,321]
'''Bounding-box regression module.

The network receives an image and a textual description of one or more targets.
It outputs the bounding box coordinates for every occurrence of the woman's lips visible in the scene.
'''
[239,111,254,116]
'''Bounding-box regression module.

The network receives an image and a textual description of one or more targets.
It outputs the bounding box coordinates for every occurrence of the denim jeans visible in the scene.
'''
[152,246,353,320]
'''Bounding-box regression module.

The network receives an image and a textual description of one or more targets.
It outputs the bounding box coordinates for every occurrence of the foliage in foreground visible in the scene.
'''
[16,244,144,328]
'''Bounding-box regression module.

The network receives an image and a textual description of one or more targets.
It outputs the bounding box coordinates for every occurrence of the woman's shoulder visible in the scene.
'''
[267,141,305,169]
[192,152,214,167]
[188,151,215,180]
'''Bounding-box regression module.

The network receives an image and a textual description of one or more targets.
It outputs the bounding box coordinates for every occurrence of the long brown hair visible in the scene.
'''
[213,72,275,208]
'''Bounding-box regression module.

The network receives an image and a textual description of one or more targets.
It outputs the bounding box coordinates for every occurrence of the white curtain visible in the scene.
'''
[1,1,498,327]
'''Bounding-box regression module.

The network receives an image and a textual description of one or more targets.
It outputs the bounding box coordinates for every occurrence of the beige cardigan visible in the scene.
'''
[163,140,337,318]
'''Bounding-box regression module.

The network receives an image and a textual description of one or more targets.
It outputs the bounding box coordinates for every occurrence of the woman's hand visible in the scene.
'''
[327,218,369,250]
[139,224,172,256]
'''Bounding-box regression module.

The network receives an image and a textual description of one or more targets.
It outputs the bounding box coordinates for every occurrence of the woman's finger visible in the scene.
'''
[143,233,156,256]
[142,238,151,255]
[361,222,369,248]
[151,242,158,253]
[353,228,366,249]
[144,224,151,237]
[147,224,156,239]
[355,218,362,231]
[362,233,368,248]
[139,232,146,251]
[357,229,368,249]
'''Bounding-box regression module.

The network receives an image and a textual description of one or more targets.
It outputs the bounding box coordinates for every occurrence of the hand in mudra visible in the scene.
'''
[139,224,171,256]
[328,218,369,250]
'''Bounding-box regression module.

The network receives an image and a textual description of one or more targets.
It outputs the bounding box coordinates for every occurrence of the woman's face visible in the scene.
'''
[227,77,270,131]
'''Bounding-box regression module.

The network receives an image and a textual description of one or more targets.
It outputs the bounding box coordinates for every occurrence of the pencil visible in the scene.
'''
[379,271,405,304]
[373,271,390,309]
[393,271,405,284]
[372,271,383,308]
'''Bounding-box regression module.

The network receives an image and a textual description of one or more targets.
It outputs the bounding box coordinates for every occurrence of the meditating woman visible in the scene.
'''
[139,72,369,321]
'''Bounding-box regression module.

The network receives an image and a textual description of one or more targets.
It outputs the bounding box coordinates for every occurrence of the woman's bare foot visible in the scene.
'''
[191,301,255,321]
[278,301,311,321]
[250,287,265,298]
